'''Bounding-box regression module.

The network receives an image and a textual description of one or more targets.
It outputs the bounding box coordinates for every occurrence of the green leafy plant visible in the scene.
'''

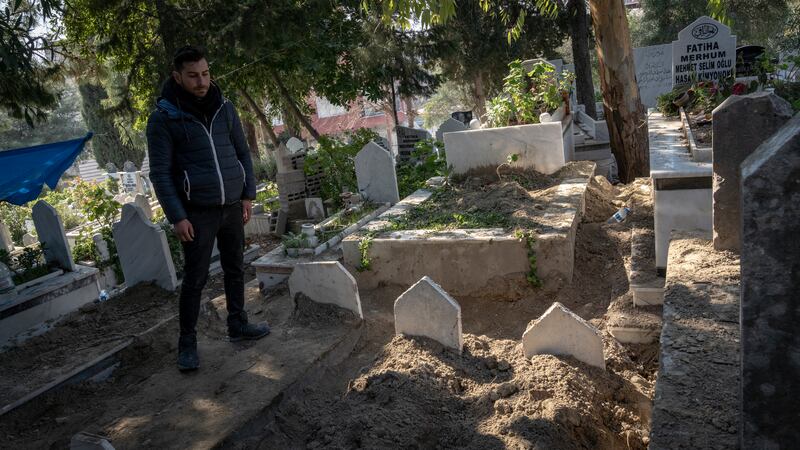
[356,232,375,272]
[515,230,542,288]
[496,153,519,181]
[72,229,98,263]
[282,231,309,249]
[486,60,575,128]
[159,223,183,275]
[255,181,280,211]
[10,244,50,285]
[303,128,379,208]
[396,139,450,198]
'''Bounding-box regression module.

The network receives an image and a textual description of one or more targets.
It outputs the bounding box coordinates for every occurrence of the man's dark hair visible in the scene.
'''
[173,45,208,72]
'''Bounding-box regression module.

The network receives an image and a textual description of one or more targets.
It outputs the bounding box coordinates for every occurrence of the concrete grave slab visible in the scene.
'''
[394,276,463,353]
[32,201,76,272]
[355,141,399,204]
[112,204,178,291]
[740,112,800,449]
[435,118,468,142]
[522,302,604,369]
[288,261,363,318]
[444,122,566,175]
[712,91,792,252]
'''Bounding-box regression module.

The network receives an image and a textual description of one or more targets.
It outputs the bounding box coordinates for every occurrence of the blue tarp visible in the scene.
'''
[0,133,93,206]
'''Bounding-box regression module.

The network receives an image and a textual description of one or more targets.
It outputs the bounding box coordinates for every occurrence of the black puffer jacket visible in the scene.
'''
[146,81,257,224]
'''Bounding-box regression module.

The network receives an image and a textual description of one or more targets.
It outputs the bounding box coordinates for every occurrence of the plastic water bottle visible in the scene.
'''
[98,290,109,302]
[607,207,631,224]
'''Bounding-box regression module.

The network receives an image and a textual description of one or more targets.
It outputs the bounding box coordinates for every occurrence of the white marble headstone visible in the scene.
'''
[672,16,736,86]
[112,203,178,291]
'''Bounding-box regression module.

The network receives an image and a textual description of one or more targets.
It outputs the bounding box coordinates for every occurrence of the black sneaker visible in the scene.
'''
[177,335,199,371]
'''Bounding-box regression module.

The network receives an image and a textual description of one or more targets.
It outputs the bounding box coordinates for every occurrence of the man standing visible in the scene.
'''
[147,45,269,372]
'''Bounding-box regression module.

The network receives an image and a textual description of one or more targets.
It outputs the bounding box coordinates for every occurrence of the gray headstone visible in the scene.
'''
[112,203,178,291]
[31,200,76,271]
[122,161,138,172]
[740,113,800,449]
[304,197,325,221]
[355,142,400,204]
[105,162,118,173]
[133,194,153,220]
[672,16,736,86]
[286,137,305,153]
[0,220,13,252]
[22,233,37,247]
[395,126,431,162]
[288,261,363,319]
[92,233,110,262]
[394,276,463,353]
[633,43,673,108]
[435,118,468,142]
[712,92,793,252]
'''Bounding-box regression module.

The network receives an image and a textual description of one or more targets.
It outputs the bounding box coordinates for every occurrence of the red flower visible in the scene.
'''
[732,83,747,95]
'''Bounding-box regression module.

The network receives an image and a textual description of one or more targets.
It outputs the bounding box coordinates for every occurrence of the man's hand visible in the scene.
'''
[242,199,252,224]
[174,219,195,242]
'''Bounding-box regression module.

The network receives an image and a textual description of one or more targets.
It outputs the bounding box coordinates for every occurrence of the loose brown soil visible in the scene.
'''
[688,111,713,145]
[0,176,663,450]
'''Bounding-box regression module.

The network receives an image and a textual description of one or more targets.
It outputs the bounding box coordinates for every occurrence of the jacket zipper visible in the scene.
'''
[183,170,191,200]
[191,102,227,205]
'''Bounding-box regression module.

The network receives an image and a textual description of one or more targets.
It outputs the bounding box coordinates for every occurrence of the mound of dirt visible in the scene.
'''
[584,175,620,223]
[288,293,360,328]
[276,334,652,450]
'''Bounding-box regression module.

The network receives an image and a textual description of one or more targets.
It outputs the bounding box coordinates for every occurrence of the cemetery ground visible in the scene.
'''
[0,176,662,449]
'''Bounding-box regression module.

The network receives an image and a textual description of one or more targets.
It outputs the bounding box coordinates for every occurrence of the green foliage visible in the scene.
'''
[252,156,277,183]
[382,189,510,231]
[72,230,98,263]
[773,80,800,112]
[0,0,62,125]
[514,229,542,287]
[396,139,449,198]
[486,60,574,128]
[255,182,280,211]
[74,180,121,230]
[303,128,379,207]
[0,203,32,245]
[356,232,375,272]
[420,81,475,129]
[159,223,184,273]
[9,244,51,285]
[282,232,308,249]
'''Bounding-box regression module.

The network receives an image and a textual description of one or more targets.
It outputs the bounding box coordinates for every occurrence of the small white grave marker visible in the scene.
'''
[288,261,363,318]
[522,302,605,369]
[394,276,463,353]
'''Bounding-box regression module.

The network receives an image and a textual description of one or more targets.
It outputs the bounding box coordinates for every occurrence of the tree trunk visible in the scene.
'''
[569,0,597,119]
[154,0,179,81]
[389,78,400,127]
[473,71,487,120]
[588,0,649,183]
[269,70,321,141]
[239,89,280,150]
[404,97,416,127]
[243,119,260,161]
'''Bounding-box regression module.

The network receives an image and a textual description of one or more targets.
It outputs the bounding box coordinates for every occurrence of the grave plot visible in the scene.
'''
[343,161,596,298]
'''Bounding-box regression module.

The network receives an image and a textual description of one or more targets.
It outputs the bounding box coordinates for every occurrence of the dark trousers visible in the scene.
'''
[179,201,245,337]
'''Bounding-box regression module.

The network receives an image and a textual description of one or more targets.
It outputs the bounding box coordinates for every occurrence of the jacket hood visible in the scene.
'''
[156,78,225,120]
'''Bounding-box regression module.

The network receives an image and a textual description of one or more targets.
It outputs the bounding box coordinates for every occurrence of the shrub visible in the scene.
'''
[486,60,575,128]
